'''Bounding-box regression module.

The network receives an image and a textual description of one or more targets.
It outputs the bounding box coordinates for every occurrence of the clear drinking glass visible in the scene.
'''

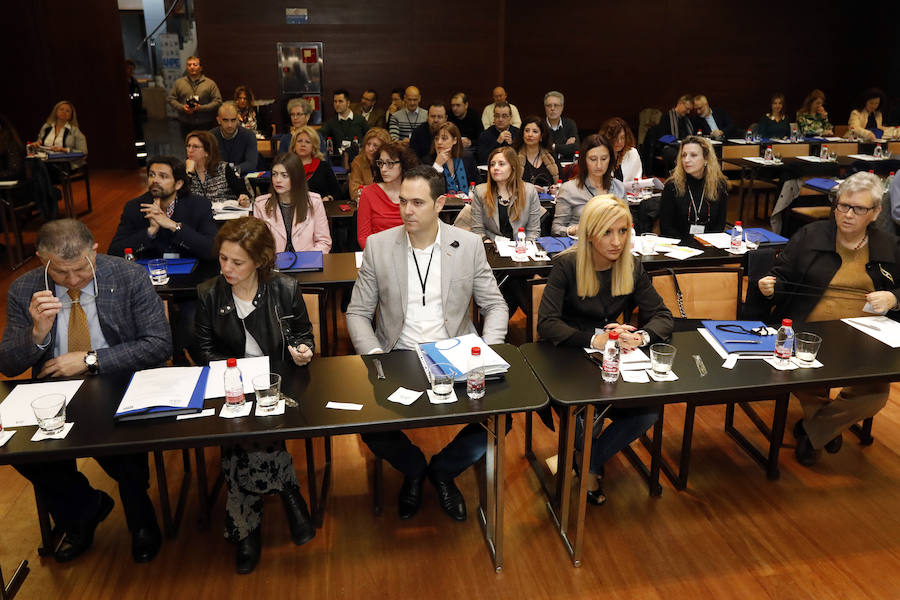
[252,373,282,413]
[32,394,66,435]
[650,344,677,375]
[641,233,658,254]
[744,230,763,250]
[148,258,168,285]
[430,363,455,402]
[794,332,822,365]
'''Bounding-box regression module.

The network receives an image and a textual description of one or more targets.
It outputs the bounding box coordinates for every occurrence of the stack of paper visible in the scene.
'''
[841,317,900,348]
[0,380,83,428]
[417,334,509,382]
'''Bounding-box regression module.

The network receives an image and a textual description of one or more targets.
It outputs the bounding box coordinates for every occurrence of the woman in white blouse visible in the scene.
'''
[601,117,641,184]
[34,101,87,155]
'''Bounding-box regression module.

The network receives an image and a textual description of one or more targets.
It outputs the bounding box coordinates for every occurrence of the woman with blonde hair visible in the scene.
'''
[470,146,541,242]
[290,125,342,202]
[349,127,391,200]
[659,135,728,241]
[538,194,673,504]
[35,100,87,155]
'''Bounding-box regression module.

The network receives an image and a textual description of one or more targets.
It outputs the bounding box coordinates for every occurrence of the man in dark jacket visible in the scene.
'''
[211,102,259,175]
[477,102,521,164]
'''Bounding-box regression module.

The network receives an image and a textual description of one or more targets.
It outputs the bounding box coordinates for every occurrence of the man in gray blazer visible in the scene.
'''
[346,165,508,522]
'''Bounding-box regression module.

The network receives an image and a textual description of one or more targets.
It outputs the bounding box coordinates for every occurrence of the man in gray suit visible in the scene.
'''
[347,165,508,522]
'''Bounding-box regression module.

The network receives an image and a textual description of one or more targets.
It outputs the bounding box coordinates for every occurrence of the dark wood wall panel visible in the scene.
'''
[1,0,135,169]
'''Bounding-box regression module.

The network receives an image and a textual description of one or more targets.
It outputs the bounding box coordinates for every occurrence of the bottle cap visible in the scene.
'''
[469,181,475,185]
[869,170,875,174]
[226,358,237,367]
[782,318,792,327]
[471,347,481,356]
[735,221,742,226]
[124,248,133,253]
[608,331,619,340]
[557,179,562,183]
[518,227,525,232]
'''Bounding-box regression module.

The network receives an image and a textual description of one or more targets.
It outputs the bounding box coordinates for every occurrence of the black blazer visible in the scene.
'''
[659,178,728,243]
[477,126,521,164]
[307,159,343,201]
[767,220,900,322]
[194,273,315,363]
[424,151,477,187]
[108,192,218,260]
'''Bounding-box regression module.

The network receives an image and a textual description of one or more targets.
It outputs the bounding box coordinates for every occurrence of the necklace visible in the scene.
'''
[852,234,868,251]
[526,150,540,167]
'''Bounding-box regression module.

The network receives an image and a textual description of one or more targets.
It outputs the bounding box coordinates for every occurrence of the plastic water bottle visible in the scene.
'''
[124,248,135,261]
[884,171,895,193]
[774,319,794,367]
[515,227,527,257]
[552,179,562,201]
[326,136,334,158]
[601,331,620,383]
[468,181,475,199]
[731,220,743,252]
[745,128,753,143]
[820,144,829,160]
[874,144,883,158]
[466,347,485,399]
[790,125,799,143]
[224,358,245,407]
[631,177,640,198]
[764,146,774,161]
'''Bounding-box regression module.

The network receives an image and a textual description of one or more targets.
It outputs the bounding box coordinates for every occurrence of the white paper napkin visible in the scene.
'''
[31,422,74,442]
[220,403,253,418]
[0,430,15,447]
[255,399,285,416]
[621,370,650,383]
[763,357,799,371]
[647,370,678,382]
[792,358,823,369]
[176,408,215,420]
[388,387,423,406]
[326,401,363,411]
[427,389,459,404]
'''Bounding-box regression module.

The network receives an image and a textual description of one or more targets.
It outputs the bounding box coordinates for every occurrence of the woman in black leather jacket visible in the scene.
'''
[195,216,316,574]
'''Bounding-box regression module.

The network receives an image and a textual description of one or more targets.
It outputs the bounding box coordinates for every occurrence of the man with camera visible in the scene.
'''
[167,56,223,140]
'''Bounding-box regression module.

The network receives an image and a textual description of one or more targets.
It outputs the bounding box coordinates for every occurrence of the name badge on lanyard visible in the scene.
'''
[689,224,706,234]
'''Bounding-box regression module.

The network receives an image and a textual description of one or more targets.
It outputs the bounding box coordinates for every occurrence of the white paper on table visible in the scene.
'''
[725,246,748,255]
[694,232,735,249]
[0,380,83,428]
[117,367,203,413]
[620,348,652,371]
[388,387,423,406]
[743,156,782,165]
[213,211,249,221]
[863,301,887,315]
[647,370,678,381]
[526,241,550,261]
[254,399,285,416]
[31,422,74,442]
[797,155,828,162]
[0,430,15,447]
[722,355,738,369]
[621,370,650,383]
[427,388,459,404]
[791,358,823,369]
[177,408,215,420]
[494,239,515,258]
[763,357,799,371]
[663,247,705,260]
[824,136,846,141]
[355,251,364,268]
[326,401,363,411]
[841,316,900,348]
[652,236,682,246]
[205,356,270,398]
[212,200,249,213]
[220,402,253,418]
[727,138,752,144]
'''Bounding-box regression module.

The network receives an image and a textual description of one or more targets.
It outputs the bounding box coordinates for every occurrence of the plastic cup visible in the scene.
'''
[32,394,66,435]
[430,363,455,402]
[252,373,282,413]
[650,344,677,375]
[795,332,822,365]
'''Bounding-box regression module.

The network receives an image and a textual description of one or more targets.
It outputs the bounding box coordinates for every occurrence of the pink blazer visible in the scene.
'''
[253,192,332,253]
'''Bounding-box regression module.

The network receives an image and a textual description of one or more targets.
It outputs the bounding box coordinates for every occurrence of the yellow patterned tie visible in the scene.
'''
[67,289,92,353]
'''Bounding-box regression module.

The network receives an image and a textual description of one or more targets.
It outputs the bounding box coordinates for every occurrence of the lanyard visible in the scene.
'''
[687,183,708,224]
[410,245,436,306]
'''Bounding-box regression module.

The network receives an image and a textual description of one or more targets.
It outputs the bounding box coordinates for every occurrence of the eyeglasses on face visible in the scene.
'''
[835,203,875,215]
[375,159,401,168]
[186,144,204,150]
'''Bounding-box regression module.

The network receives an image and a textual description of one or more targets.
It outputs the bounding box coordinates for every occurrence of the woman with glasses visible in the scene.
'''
[276,98,314,152]
[290,126,342,202]
[195,216,317,574]
[252,152,331,253]
[185,130,250,207]
[758,172,900,467]
[356,141,419,248]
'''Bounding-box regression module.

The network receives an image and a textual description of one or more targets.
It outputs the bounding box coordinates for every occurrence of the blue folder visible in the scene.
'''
[701,320,775,355]
[115,367,209,421]
[536,236,575,254]
[275,251,324,272]
[538,192,553,201]
[803,178,839,193]
[136,258,197,275]
[724,227,787,244]
[46,151,85,160]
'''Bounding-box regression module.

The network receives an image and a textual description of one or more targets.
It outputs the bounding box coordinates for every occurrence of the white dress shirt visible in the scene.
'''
[53,280,109,355]
[396,228,448,350]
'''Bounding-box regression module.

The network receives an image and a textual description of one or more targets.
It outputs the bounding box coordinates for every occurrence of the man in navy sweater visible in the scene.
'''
[211,102,258,175]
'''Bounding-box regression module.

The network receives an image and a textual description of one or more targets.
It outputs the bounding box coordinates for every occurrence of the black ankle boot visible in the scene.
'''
[280,485,316,546]
[236,527,261,574]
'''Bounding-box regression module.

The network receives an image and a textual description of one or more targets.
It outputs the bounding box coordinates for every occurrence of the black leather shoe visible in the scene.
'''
[587,485,607,506]
[55,491,114,563]
[792,419,806,440]
[429,472,467,522]
[795,433,820,467]
[398,475,424,520]
[236,527,261,575]
[280,485,315,546]
[131,524,162,563]
[824,434,843,454]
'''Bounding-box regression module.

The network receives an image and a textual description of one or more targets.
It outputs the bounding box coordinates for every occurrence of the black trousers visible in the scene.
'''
[14,452,156,532]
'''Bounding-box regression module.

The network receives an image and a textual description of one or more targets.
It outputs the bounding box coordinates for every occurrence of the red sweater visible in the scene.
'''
[357,183,403,248]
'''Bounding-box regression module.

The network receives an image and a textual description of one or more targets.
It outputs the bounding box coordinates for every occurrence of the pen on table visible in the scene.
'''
[853,320,882,331]
[723,340,762,344]
[373,358,385,379]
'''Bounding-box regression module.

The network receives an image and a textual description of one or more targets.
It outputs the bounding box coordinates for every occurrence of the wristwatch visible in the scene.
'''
[174,222,183,232]
[84,350,99,374]
[636,330,651,347]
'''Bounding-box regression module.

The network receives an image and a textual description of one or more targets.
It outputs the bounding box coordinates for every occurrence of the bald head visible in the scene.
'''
[404,86,421,112]
[217,101,239,136]
[492,87,507,103]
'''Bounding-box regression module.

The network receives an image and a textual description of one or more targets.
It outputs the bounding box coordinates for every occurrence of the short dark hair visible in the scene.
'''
[493,101,511,113]
[214,216,276,281]
[374,142,420,183]
[334,89,350,100]
[857,87,886,112]
[147,155,189,197]
[403,165,446,201]
[390,87,404,97]
[363,88,377,99]
[452,92,468,104]
[36,219,94,260]
[429,101,448,114]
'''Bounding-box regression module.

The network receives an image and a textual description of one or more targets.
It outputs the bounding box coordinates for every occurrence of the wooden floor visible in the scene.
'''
[1,170,899,599]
